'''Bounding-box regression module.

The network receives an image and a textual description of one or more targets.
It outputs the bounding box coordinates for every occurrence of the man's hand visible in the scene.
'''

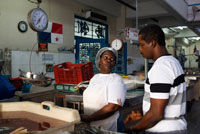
[124,127,139,134]
[124,111,142,125]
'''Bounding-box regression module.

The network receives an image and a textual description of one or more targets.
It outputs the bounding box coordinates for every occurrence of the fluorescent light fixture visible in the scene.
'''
[176,26,188,30]
[162,26,188,35]
[188,37,200,40]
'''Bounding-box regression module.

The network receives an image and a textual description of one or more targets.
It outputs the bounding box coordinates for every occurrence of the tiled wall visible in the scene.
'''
[11,50,75,78]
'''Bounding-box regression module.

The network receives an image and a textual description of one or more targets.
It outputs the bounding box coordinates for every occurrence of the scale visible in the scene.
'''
[27,6,48,32]
[19,0,53,87]
[110,38,123,51]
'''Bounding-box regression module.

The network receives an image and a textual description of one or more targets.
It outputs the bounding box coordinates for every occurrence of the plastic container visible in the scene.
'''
[53,61,94,84]
[0,101,80,133]
[0,74,16,100]
[22,82,32,93]
[3,74,11,80]
[9,77,23,91]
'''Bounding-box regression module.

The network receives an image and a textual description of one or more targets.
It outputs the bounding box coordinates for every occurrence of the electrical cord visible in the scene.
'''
[29,42,38,73]
[41,51,46,75]
[29,35,47,76]
[29,42,47,75]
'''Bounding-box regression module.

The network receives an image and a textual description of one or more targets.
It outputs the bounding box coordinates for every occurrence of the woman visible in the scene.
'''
[81,47,127,132]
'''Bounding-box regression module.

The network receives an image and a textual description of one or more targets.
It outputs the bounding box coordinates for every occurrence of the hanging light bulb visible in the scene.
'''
[26,72,32,78]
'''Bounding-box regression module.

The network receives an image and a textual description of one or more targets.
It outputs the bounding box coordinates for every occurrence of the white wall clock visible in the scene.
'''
[110,38,123,51]
[27,8,48,32]
[18,21,28,33]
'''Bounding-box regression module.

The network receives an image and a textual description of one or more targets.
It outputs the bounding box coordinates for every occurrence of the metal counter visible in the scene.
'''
[15,85,57,102]
[63,89,144,105]
[185,75,200,101]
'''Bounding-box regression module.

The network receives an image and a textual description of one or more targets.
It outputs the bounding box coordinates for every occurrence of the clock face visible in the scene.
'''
[27,8,48,32]
[18,21,28,33]
[111,39,123,51]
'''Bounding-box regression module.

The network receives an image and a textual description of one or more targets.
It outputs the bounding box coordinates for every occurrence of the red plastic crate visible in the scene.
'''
[53,61,94,84]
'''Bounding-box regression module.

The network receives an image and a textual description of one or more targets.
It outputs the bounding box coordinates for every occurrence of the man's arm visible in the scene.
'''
[131,98,168,132]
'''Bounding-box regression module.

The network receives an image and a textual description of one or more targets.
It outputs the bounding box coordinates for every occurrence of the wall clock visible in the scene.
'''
[27,8,48,32]
[110,38,123,51]
[18,21,28,33]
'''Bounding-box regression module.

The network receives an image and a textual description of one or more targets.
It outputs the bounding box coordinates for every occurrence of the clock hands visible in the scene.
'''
[36,14,44,25]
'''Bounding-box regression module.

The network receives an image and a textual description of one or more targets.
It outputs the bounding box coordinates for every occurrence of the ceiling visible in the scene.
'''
[74,0,200,45]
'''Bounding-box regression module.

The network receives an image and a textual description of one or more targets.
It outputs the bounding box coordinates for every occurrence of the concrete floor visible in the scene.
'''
[187,100,200,134]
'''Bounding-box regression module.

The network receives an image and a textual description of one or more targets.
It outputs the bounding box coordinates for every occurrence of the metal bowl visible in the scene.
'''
[19,69,54,87]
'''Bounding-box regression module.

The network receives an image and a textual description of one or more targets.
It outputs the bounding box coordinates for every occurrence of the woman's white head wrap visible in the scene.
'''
[95,47,118,70]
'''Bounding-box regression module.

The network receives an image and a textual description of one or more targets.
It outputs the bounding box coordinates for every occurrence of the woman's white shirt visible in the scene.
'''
[83,73,127,131]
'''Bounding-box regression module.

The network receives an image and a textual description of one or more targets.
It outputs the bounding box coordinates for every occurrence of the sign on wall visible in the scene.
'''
[38,43,48,51]
[125,28,139,42]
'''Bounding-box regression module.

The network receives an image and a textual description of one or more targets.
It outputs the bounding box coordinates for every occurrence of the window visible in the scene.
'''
[75,17,106,39]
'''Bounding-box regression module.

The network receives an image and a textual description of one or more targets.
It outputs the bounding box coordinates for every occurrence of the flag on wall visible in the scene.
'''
[193,44,199,56]
[39,22,63,44]
[193,44,197,54]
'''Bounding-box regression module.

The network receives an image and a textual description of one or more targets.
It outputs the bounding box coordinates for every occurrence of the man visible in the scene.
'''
[125,24,187,134]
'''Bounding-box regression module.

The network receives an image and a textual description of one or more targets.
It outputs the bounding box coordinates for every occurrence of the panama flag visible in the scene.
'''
[39,22,63,44]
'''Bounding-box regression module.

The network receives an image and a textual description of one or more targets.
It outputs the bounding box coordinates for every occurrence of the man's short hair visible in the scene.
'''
[139,24,166,46]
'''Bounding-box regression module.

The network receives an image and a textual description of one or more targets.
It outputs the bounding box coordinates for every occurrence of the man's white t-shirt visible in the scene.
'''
[143,55,187,133]
[83,73,127,132]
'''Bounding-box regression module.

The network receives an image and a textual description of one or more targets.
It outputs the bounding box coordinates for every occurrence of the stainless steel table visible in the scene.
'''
[15,85,57,102]
[55,89,144,112]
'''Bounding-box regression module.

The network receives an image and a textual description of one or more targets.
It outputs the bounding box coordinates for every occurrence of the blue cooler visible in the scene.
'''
[0,74,16,100]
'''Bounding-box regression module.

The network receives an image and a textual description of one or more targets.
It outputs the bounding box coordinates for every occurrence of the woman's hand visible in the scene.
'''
[80,114,91,123]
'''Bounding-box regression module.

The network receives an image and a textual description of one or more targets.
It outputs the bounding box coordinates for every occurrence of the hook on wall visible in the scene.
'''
[27,0,42,7]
